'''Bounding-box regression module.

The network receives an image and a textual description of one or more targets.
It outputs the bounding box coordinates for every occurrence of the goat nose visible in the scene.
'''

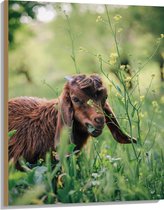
[94,116,104,124]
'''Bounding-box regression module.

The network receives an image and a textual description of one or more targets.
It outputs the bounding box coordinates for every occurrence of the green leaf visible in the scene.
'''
[116,85,122,94]
[8,130,17,138]
[67,143,76,153]
[34,166,47,184]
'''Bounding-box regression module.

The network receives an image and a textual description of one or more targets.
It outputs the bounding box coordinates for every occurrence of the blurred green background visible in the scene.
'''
[9,1,164,100]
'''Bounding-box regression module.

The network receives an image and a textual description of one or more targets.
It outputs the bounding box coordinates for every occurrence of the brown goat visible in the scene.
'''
[8,74,136,166]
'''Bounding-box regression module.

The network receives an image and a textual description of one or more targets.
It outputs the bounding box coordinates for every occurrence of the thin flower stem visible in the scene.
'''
[105,5,121,66]
[105,5,139,161]
[64,12,80,74]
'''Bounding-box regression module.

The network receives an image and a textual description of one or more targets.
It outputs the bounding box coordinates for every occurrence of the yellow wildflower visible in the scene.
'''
[124,76,132,89]
[118,28,123,33]
[140,95,145,102]
[38,158,44,163]
[109,60,116,65]
[121,97,125,103]
[87,99,94,107]
[109,52,118,65]
[139,112,144,118]
[57,174,66,188]
[160,34,164,38]
[52,151,57,157]
[113,14,122,21]
[152,100,160,112]
[152,100,158,108]
[115,91,121,97]
[120,65,126,70]
[96,15,103,22]
[124,76,132,82]
[125,82,131,89]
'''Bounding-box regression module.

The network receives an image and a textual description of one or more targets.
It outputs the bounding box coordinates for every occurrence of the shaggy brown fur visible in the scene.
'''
[8,74,136,166]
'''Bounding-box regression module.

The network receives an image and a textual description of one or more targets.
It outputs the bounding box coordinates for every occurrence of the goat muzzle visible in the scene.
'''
[85,122,104,137]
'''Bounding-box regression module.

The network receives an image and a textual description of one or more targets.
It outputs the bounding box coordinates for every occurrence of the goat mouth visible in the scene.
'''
[86,123,102,137]
[91,129,102,137]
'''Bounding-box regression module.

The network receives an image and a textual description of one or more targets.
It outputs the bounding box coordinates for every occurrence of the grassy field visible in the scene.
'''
[8,3,164,205]
[8,68,164,204]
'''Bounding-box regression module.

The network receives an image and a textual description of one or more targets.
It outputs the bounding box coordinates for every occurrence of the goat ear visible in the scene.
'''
[54,89,73,149]
[104,102,137,144]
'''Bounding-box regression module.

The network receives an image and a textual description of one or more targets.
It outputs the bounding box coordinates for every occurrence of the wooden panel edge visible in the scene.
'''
[3,0,8,207]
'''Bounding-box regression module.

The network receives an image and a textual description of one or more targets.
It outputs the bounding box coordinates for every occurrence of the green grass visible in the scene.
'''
[8,95,164,205]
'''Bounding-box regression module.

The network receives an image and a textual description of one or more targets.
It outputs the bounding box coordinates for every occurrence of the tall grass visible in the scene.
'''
[8,5,164,205]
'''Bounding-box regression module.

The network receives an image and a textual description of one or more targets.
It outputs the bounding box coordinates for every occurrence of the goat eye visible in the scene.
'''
[72,97,80,103]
